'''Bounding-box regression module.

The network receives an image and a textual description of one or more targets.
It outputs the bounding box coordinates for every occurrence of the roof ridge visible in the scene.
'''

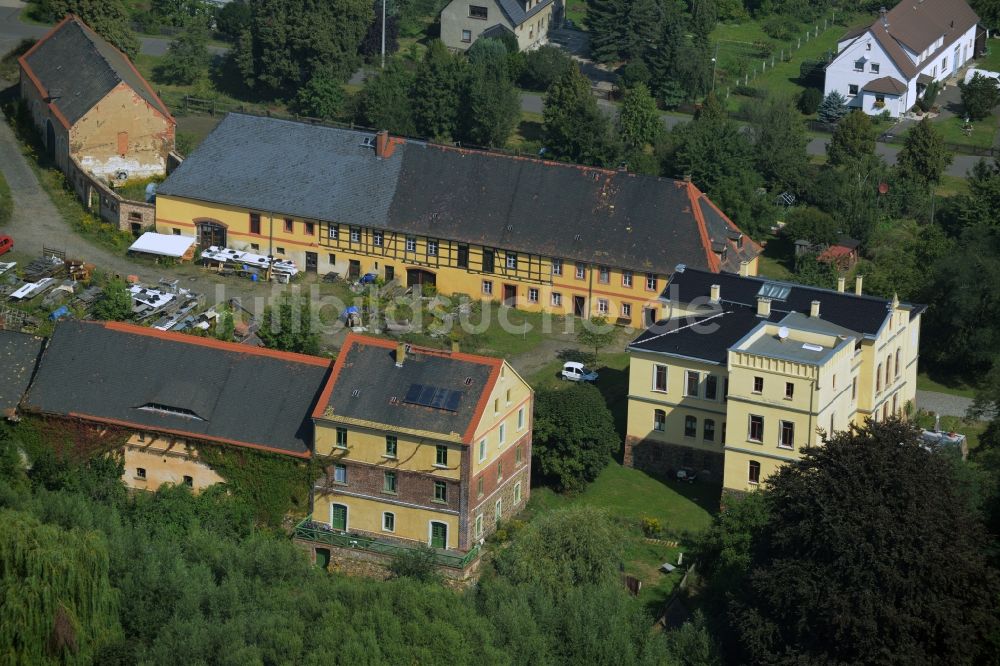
[630,310,729,347]
[677,268,906,305]
[94,321,332,366]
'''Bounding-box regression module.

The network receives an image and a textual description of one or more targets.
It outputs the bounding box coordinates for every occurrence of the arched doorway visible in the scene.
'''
[406,268,436,289]
[195,220,227,248]
[45,119,55,159]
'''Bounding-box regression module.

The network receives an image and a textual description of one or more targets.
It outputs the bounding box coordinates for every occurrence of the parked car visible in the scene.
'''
[561,361,598,382]
[0,235,12,256]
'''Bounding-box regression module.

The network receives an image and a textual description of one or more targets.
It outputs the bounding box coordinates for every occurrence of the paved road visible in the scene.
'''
[917,390,979,418]
[0,4,226,58]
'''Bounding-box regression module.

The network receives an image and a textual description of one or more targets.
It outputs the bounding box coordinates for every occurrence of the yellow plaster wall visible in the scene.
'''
[626,351,728,451]
[471,361,533,475]
[312,492,459,549]
[71,83,173,178]
[121,433,224,493]
[155,195,680,324]
[314,423,463,480]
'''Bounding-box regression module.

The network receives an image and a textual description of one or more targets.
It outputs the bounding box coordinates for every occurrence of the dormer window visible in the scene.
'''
[137,403,205,421]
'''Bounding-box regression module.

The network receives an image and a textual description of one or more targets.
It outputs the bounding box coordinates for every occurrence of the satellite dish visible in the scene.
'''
[778,326,790,340]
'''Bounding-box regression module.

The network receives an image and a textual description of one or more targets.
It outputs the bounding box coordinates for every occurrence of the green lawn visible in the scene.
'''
[565,0,588,29]
[747,22,849,97]
[973,40,1000,72]
[917,371,977,398]
[0,168,11,226]
[509,110,544,154]
[529,351,632,437]
[931,115,997,151]
[756,234,795,281]
[525,462,718,612]
[935,175,971,197]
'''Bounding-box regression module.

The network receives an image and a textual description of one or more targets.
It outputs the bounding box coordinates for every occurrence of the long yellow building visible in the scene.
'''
[310,334,532,552]
[155,113,760,326]
[625,268,923,494]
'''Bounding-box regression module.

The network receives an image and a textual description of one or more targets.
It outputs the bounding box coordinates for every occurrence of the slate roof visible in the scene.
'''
[628,309,765,364]
[0,330,45,417]
[22,321,332,457]
[863,75,909,95]
[314,334,501,443]
[20,16,172,127]
[158,113,759,276]
[663,267,924,336]
[496,0,553,25]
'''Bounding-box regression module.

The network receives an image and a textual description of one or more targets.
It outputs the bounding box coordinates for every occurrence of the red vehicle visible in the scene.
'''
[0,235,12,256]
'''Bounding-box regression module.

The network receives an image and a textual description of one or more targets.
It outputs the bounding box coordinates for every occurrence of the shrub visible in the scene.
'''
[641,516,663,538]
[617,60,651,90]
[733,85,768,99]
[520,45,575,91]
[388,545,440,582]
[762,15,799,41]
[797,87,823,114]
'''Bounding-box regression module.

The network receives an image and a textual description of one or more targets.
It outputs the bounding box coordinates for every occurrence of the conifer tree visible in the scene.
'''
[412,40,467,141]
[543,66,621,166]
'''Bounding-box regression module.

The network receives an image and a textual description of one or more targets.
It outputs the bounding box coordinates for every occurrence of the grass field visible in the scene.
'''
[0,169,11,226]
[935,174,971,197]
[917,371,978,398]
[526,462,718,612]
[755,234,795,281]
[932,114,997,151]
[565,0,589,29]
[509,110,544,154]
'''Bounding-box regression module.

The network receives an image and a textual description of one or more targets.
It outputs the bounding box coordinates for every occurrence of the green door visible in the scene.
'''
[430,522,447,549]
[331,504,347,531]
[315,548,331,569]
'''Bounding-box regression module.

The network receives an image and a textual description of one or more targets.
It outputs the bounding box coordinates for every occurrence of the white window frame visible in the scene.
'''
[684,370,700,397]
[575,263,585,279]
[645,273,657,291]
[499,422,506,446]
[551,258,562,276]
[405,236,416,252]
[495,498,503,524]
[506,252,517,269]
[517,407,525,430]
[333,463,347,484]
[622,271,633,287]
[748,414,764,443]
[551,292,562,306]
[514,481,522,504]
[621,302,631,317]
[779,420,795,449]
[528,287,538,303]
[427,239,438,256]
[652,364,668,392]
[382,511,395,532]
[373,230,383,246]
[482,280,493,295]
[350,227,361,243]
[479,439,486,462]
[597,298,608,314]
[328,224,339,240]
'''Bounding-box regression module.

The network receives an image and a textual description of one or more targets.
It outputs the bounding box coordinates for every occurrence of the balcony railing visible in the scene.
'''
[293,518,481,570]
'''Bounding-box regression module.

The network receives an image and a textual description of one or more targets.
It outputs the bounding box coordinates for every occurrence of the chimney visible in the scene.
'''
[710,284,720,303]
[810,300,821,318]
[738,261,750,277]
[376,130,392,158]
[837,276,846,293]
[683,173,692,183]
[757,297,771,318]
[855,275,864,295]
[451,340,460,354]
[880,6,889,30]
[395,342,405,367]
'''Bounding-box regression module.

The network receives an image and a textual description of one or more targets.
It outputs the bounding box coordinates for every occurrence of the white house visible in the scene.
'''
[824,0,980,117]
[439,0,556,52]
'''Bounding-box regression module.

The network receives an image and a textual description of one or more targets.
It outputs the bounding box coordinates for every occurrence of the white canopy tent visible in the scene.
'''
[128,232,196,259]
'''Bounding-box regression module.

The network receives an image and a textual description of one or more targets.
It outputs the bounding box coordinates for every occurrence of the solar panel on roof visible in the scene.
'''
[404,383,463,412]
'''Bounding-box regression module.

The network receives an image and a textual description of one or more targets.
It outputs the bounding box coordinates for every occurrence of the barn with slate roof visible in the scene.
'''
[18,15,175,180]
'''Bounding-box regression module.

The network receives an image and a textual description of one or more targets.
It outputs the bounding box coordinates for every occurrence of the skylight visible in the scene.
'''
[137,403,205,421]
[758,282,791,301]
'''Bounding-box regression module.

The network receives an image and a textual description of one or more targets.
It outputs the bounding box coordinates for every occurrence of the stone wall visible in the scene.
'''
[296,539,482,584]
[65,155,155,234]
[624,435,724,482]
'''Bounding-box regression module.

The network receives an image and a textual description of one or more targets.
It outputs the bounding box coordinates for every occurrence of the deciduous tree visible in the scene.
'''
[728,419,1000,664]
[36,0,139,58]
[532,383,619,491]
[232,0,371,98]
[92,279,132,321]
[827,109,876,166]
[543,66,620,166]
[618,82,662,150]
[157,22,209,85]
[293,71,346,120]
[461,38,520,147]
[412,40,467,140]
[356,61,416,135]
[896,116,952,186]
[960,72,1000,120]
[747,95,808,193]
[258,294,320,355]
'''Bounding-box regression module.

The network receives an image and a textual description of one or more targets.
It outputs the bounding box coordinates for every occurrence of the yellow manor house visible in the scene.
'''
[624,268,924,494]
[154,113,760,326]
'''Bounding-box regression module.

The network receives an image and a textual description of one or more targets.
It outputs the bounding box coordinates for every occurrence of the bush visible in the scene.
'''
[762,15,799,41]
[797,87,823,114]
[617,60,651,90]
[388,545,440,582]
[641,516,663,538]
[733,85,768,99]
[520,45,575,91]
